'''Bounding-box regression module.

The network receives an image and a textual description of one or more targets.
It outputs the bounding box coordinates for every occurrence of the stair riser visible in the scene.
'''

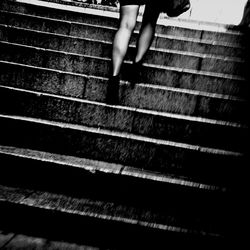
[154,35,245,58]
[0,116,242,185]
[0,61,247,123]
[0,86,246,152]
[0,0,246,46]
[0,26,245,76]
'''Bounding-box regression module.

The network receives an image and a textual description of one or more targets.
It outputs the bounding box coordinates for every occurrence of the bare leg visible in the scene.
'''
[134,4,161,63]
[106,5,139,104]
[111,5,140,76]
[129,5,160,86]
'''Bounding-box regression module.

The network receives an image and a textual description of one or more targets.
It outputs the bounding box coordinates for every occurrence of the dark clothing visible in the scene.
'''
[119,0,190,17]
[119,0,147,6]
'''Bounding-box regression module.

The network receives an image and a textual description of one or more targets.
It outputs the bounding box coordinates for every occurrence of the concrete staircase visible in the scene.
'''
[0,0,248,248]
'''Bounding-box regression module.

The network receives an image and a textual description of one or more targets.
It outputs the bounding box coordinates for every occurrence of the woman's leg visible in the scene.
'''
[129,4,160,86]
[111,5,140,76]
[134,4,161,63]
[106,4,139,104]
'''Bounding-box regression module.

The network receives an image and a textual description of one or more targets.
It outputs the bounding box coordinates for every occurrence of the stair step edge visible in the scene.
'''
[0,145,226,192]
[0,114,243,157]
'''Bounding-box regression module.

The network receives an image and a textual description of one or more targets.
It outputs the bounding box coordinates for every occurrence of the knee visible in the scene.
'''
[119,18,137,32]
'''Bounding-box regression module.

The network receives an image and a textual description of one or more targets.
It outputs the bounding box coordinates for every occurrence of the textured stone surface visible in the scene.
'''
[0,9,246,57]
[4,234,47,249]
[0,62,247,123]
[0,231,14,248]
[0,115,242,185]
[0,82,247,141]
[0,21,246,75]
[0,42,246,97]
[0,185,31,203]
[0,0,245,245]
[5,25,245,74]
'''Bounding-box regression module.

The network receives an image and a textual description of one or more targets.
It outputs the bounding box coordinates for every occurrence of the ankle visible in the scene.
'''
[133,60,143,66]
[109,75,120,81]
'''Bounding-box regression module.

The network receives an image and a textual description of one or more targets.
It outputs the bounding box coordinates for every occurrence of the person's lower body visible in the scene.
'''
[130,3,161,87]
[106,0,160,104]
[106,3,140,104]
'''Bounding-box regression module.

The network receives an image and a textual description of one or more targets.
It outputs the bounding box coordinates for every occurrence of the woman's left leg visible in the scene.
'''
[130,4,161,86]
[106,4,140,104]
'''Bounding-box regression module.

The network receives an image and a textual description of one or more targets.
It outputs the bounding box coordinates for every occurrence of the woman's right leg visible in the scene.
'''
[106,4,139,104]
[134,4,160,64]
[111,4,140,76]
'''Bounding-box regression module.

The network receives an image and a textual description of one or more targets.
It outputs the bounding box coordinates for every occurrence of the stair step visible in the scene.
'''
[0,85,247,152]
[0,114,243,186]
[0,41,247,101]
[0,9,246,60]
[0,24,246,76]
[0,144,228,240]
[1,59,247,103]
[0,60,247,123]
[1,60,247,123]
[0,145,226,212]
[0,184,225,248]
[0,0,246,46]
